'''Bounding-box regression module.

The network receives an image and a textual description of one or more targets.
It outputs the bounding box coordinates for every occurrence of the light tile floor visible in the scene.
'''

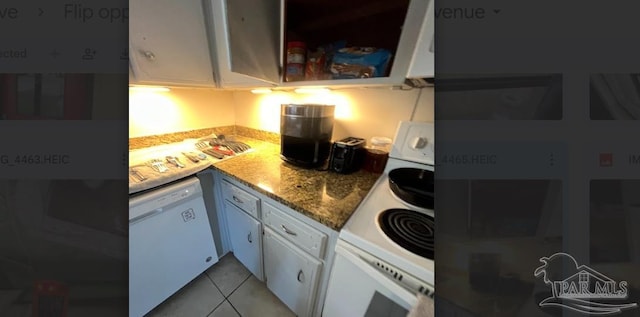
[146,253,295,317]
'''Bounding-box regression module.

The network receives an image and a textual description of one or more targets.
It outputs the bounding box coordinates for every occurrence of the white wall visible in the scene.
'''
[233,87,433,141]
[128,86,434,141]
[129,88,235,138]
[414,87,434,122]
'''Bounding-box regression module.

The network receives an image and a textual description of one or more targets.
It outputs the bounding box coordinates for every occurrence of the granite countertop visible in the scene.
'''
[129,134,380,231]
[212,136,381,231]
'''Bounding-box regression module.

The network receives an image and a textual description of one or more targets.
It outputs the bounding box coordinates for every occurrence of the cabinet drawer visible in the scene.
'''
[221,179,260,219]
[262,202,327,259]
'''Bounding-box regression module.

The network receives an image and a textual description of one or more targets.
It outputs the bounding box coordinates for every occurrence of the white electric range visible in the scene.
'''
[323,121,434,316]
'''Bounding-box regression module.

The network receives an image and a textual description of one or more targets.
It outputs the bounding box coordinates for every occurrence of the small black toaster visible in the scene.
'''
[329,137,366,174]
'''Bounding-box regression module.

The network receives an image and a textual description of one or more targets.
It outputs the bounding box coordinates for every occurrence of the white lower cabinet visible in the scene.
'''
[264,226,322,317]
[224,200,264,280]
[217,175,337,317]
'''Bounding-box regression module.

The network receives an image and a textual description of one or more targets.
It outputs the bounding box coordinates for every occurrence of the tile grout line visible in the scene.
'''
[225,274,253,317]
[203,271,224,297]
[202,271,228,317]
[226,274,252,300]
[226,299,244,317]
[204,265,251,300]
[202,254,252,316]
[204,299,226,317]
[212,271,251,317]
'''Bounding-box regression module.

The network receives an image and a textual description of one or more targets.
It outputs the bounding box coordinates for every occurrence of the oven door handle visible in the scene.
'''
[335,243,418,308]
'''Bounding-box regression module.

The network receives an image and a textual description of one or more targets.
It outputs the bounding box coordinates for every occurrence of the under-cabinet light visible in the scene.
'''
[250,88,273,94]
[129,86,171,92]
[294,87,330,94]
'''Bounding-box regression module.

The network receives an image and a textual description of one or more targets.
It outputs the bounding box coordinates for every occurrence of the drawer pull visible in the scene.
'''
[247,232,252,243]
[232,195,244,204]
[281,224,297,236]
[297,270,305,283]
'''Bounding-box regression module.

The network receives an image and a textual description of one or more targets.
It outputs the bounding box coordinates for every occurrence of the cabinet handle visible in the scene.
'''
[281,224,297,236]
[247,232,252,243]
[232,195,244,204]
[297,270,305,283]
[143,51,156,61]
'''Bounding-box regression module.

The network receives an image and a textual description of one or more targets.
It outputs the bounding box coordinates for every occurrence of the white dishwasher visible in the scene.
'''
[129,177,218,317]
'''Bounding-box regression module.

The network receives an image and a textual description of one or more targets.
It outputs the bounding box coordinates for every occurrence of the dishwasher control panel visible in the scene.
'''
[154,187,194,207]
[129,178,202,222]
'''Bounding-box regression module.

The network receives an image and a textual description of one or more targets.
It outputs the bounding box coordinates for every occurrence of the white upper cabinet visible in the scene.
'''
[407,0,434,79]
[129,0,216,86]
[205,0,282,87]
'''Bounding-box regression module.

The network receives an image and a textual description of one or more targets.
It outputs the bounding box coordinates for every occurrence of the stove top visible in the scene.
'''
[339,159,434,285]
[378,208,434,259]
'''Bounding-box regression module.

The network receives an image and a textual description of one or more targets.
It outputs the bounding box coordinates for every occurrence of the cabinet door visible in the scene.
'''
[211,0,282,86]
[264,227,322,317]
[224,201,264,280]
[129,0,215,86]
[407,0,434,78]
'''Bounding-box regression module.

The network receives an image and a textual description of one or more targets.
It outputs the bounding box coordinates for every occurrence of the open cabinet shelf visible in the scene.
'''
[281,0,423,86]
[214,0,430,88]
[285,0,409,52]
